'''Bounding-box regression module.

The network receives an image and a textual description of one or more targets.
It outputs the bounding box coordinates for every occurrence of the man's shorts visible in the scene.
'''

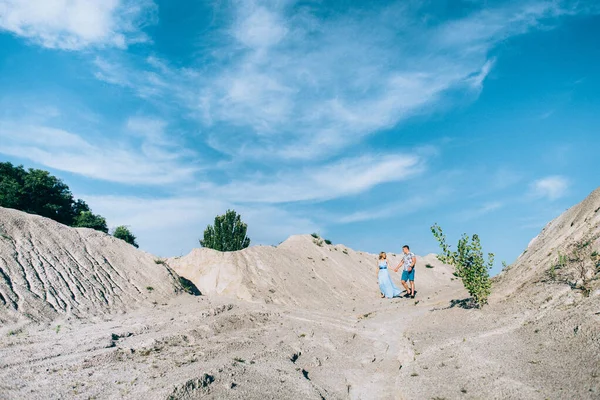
[401,268,415,281]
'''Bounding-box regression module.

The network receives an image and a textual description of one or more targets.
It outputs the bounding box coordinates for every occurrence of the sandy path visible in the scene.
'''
[0,281,462,400]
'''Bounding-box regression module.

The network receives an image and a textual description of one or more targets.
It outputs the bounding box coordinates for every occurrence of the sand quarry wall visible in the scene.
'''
[169,235,458,308]
[493,187,600,299]
[0,207,183,323]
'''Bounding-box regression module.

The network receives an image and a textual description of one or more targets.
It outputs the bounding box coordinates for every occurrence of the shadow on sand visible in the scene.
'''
[448,298,479,309]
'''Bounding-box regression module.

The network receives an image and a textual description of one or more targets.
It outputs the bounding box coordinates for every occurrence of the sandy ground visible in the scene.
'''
[0,280,600,399]
[0,275,461,400]
[1,275,598,400]
[1,188,599,399]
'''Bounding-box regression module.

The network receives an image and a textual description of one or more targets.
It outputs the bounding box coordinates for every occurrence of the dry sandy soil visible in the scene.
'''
[0,188,599,399]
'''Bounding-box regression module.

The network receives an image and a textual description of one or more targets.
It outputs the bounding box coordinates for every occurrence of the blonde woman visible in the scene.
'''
[377,252,402,298]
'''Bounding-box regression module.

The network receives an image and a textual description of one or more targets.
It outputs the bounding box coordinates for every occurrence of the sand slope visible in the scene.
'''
[169,235,459,308]
[494,186,600,298]
[1,189,599,399]
[0,207,184,323]
[399,187,600,399]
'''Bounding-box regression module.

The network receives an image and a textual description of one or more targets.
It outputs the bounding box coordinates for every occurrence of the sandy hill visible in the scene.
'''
[168,235,460,309]
[0,207,184,323]
[494,186,600,299]
[1,191,599,399]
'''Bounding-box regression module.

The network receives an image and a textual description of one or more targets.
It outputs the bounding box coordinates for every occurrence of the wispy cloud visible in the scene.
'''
[0,0,156,50]
[215,153,425,203]
[336,193,441,224]
[457,201,504,221]
[83,195,320,256]
[530,175,569,200]
[88,1,575,162]
[0,118,198,185]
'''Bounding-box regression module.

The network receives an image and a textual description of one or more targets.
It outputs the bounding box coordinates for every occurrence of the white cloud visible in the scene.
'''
[457,201,504,221]
[215,153,425,203]
[0,0,156,50]
[83,195,320,257]
[0,119,198,185]
[233,5,288,49]
[337,195,435,224]
[89,1,582,162]
[531,176,569,200]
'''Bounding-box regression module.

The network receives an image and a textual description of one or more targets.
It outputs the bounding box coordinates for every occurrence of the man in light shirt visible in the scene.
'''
[395,245,416,298]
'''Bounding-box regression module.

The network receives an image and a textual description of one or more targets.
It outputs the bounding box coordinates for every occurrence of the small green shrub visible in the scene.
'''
[425,264,434,268]
[7,328,23,336]
[154,259,166,265]
[200,209,250,251]
[311,233,320,239]
[324,239,332,245]
[113,225,139,248]
[548,264,557,280]
[146,286,154,292]
[342,249,349,255]
[431,224,493,307]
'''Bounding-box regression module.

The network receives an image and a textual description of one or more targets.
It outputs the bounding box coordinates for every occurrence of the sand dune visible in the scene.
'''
[0,188,599,399]
[494,187,600,299]
[0,207,184,323]
[169,235,459,308]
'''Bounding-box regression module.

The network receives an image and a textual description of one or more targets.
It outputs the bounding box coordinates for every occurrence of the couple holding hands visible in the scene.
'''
[378,245,416,299]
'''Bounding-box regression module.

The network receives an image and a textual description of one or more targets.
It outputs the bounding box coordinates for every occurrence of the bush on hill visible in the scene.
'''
[113,225,139,248]
[431,223,494,307]
[0,162,137,241]
[200,209,250,252]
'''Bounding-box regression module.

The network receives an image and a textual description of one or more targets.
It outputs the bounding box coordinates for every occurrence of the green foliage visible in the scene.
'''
[311,232,319,239]
[431,223,494,307]
[113,225,139,248]
[73,211,108,233]
[425,264,434,268]
[324,239,332,245]
[19,165,75,225]
[0,162,110,232]
[200,209,250,252]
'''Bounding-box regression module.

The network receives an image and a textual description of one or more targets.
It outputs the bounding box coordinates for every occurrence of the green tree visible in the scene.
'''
[71,199,90,216]
[73,211,108,233]
[22,168,75,225]
[431,223,494,307]
[113,225,139,248]
[0,162,110,232]
[0,162,26,209]
[200,209,250,251]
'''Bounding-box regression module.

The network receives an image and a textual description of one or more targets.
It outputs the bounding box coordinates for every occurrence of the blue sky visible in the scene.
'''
[1,0,599,274]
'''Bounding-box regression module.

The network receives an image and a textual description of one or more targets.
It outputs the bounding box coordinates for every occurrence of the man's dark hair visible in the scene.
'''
[403,245,410,250]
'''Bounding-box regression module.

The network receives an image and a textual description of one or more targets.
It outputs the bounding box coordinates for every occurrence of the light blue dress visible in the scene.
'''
[378,260,402,298]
